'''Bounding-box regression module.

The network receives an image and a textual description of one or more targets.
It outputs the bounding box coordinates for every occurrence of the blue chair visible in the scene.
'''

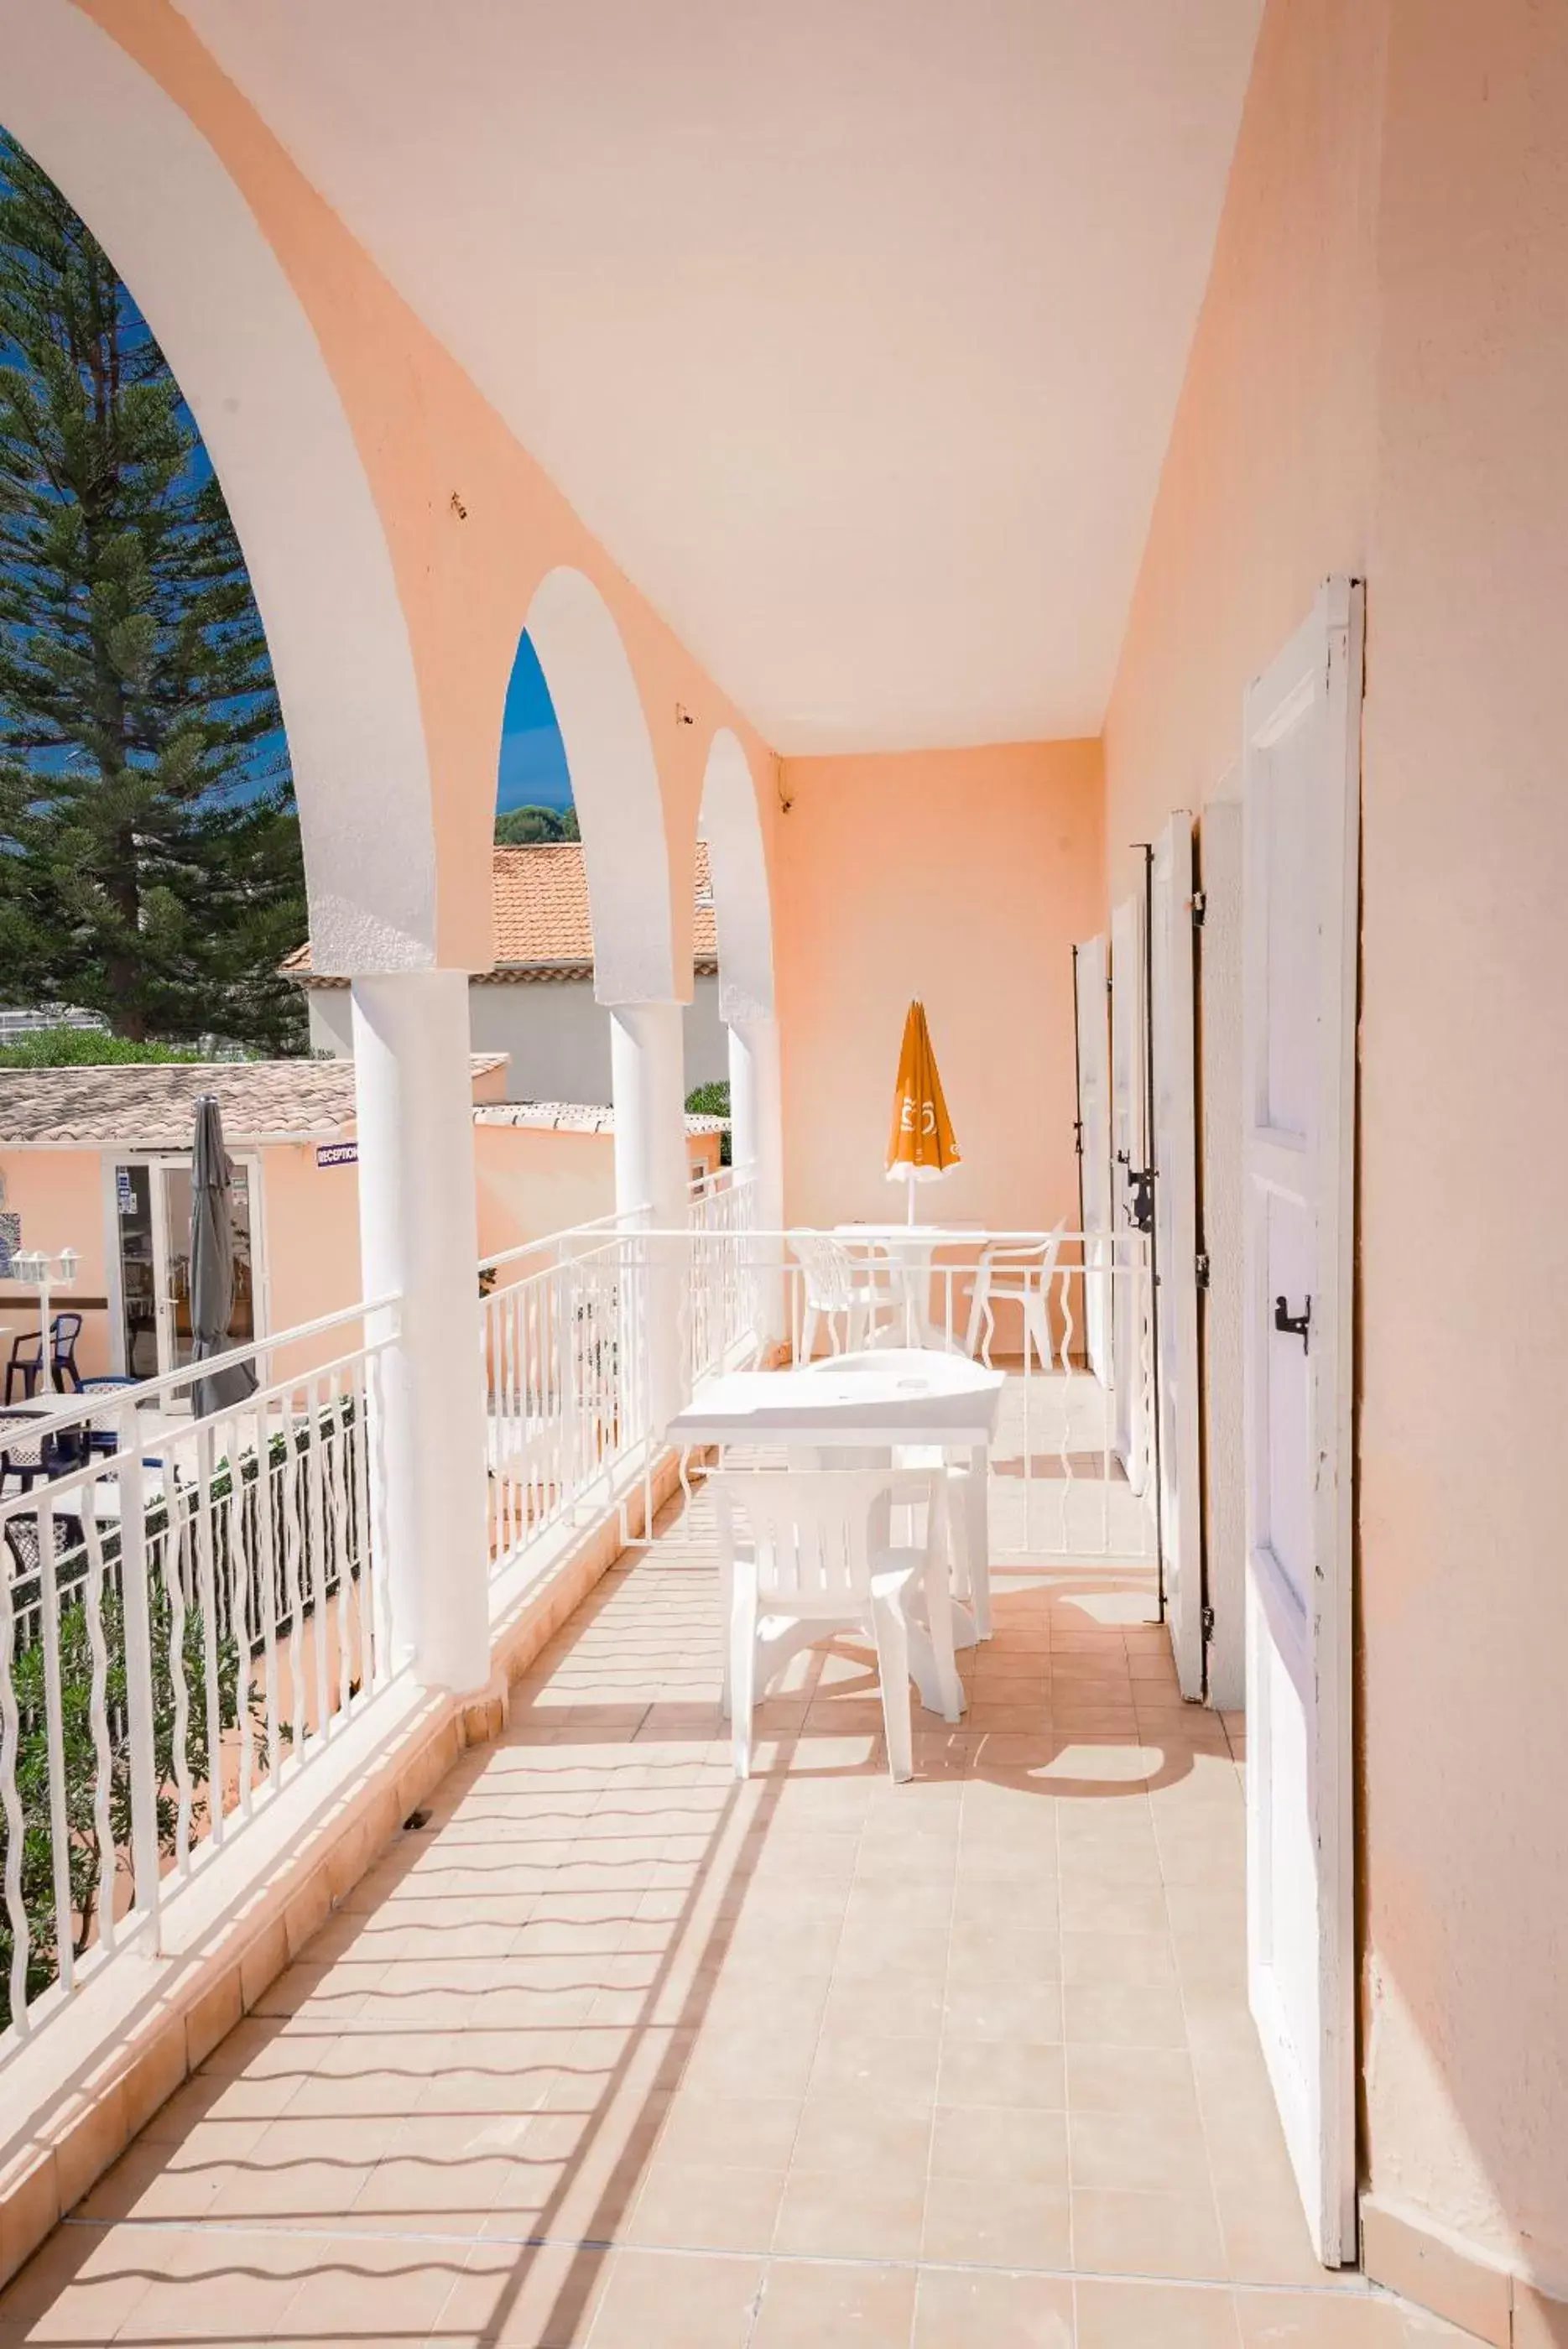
[77,1375,143,1457]
[5,1314,85,1402]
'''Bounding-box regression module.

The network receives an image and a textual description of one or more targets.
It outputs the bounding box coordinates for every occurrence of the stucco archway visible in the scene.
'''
[698,728,775,1023]
[0,0,440,977]
[523,567,677,1007]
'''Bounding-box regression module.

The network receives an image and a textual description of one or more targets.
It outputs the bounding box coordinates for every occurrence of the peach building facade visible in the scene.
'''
[0,0,1564,2337]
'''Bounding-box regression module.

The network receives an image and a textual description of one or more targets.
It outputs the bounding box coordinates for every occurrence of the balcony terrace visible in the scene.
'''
[0,1217,1465,2345]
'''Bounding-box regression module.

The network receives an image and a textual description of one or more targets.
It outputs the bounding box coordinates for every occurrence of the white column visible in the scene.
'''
[609,1000,689,1430]
[352,970,490,1695]
[727,1012,785,1340]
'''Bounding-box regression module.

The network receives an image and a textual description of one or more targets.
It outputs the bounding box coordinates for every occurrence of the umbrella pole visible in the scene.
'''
[905,1169,916,1227]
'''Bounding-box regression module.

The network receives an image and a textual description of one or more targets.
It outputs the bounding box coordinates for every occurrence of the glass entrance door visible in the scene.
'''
[113,1156,259,1380]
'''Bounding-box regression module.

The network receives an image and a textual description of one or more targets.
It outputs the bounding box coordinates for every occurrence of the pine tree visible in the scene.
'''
[0,131,306,1050]
[494,802,580,845]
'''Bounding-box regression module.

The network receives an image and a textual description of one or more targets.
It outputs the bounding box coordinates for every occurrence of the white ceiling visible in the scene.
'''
[171,0,1261,753]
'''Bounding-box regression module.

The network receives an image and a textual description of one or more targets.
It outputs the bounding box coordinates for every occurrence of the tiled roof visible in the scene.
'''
[0,1056,508,1148]
[475,1102,729,1135]
[283,842,718,982]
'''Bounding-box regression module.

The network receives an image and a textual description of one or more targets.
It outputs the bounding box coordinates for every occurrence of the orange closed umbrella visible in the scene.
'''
[886,1000,961,1219]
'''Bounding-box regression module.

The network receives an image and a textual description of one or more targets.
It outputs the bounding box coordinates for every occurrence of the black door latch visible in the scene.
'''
[1116,1150,1154,1234]
[1274,1294,1311,1351]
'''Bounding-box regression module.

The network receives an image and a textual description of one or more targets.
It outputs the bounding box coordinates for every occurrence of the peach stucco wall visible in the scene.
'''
[1102,0,1568,2291]
[774,742,1103,1236]
[0,1151,114,1381]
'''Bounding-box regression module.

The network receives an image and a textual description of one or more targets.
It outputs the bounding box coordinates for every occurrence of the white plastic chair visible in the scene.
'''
[712,1465,961,1782]
[966,1224,1066,1371]
[789,1232,892,1359]
[800,1349,992,1640]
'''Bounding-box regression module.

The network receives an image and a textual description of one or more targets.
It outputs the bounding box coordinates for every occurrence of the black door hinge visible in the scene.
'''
[1201,1605,1216,1643]
[1195,1252,1211,1290]
[1190,890,1207,928]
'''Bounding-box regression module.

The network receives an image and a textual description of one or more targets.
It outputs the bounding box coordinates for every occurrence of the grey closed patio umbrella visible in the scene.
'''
[189,1094,259,1419]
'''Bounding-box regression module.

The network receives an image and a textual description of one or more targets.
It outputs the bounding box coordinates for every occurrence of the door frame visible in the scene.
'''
[1109,893,1150,1491]
[1241,575,1362,2266]
[1150,812,1205,1700]
[1073,933,1113,1383]
[104,1148,268,1380]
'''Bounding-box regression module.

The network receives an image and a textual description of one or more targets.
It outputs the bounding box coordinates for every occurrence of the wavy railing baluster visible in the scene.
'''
[194,1425,224,1852]
[305,1378,330,1743]
[223,1411,253,1823]
[36,1492,76,1997]
[82,1507,116,1956]
[255,1405,281,1792]
[1,1530,29,2034]
[1056,1258,1076,1557]
[164,1439,195,1876]
[283,1398,306,1769]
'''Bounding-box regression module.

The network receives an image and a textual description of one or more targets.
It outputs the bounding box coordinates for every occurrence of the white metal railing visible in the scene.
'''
[0,1299,398,2053]
[686,1166,759,1384]
[664,1224,1158,1568]
[480,1208,655,1576]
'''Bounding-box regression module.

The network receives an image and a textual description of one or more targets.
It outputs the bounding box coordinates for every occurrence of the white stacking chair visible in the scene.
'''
[712,1465,961,1783]
[789,1232,891,1358]
[800,1347,992,1640]
[966,1223,1066,1371]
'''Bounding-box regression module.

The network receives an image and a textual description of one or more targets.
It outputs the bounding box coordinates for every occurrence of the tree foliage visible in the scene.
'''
[494,803,579,845]
[0,1023,211,1066]
[0,130,305,1049]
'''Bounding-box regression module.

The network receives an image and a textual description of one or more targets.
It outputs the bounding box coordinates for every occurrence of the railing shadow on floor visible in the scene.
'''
[25,1506,1216,2342]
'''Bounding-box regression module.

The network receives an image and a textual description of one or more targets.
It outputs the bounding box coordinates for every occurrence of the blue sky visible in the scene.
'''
[496,632,573,813]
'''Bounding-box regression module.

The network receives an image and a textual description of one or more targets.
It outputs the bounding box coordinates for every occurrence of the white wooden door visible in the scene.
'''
[1241,576,1362,2266]
[1149,813,1203,1700]
[1109,893,1149,1491]
[1074,934,1112,1382]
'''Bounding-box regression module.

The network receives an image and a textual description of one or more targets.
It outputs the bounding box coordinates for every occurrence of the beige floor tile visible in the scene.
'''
[585,2247,763,2346]
[930,2102,1071,2187]
[1063,1978,1189,2048]
[774,2165,926,2259]
[943,1972,1064,2045]
[1076,2275,1244,2347]
[1065,2042,1198,2114]
[439,2239,614,2346]
[937,2036,1065,2110]
[1233,2289,1414,2344]
[791,2090,934,2180]
[748,2258,918,2348]
[268,2232,469,2341]
[921,2176,1073,2268]
[624,2159,784,2253]
[106,2227,324,2344]
[1070,2104,1211,2195]
[657,2093,801,2169]
[913,2267,1075,2347]
[0,2225,157,2341]
[1061,1929,1177,1987]
[1071,2186,1229,2280]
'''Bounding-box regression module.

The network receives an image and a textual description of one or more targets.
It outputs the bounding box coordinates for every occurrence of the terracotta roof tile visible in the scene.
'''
[284,842,717,981]
[0,1056,507,1148]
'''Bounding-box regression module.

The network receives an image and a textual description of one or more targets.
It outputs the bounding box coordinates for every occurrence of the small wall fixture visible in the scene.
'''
[675,702,694,727]
[449,491,468,520]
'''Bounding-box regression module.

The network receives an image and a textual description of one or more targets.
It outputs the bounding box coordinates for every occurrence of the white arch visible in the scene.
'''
[699,728,775,1021]
[1,0,439,974]
[524,568,676,1004]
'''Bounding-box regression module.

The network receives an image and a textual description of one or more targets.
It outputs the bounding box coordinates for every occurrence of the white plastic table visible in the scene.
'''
[668,1355,1004,1710]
